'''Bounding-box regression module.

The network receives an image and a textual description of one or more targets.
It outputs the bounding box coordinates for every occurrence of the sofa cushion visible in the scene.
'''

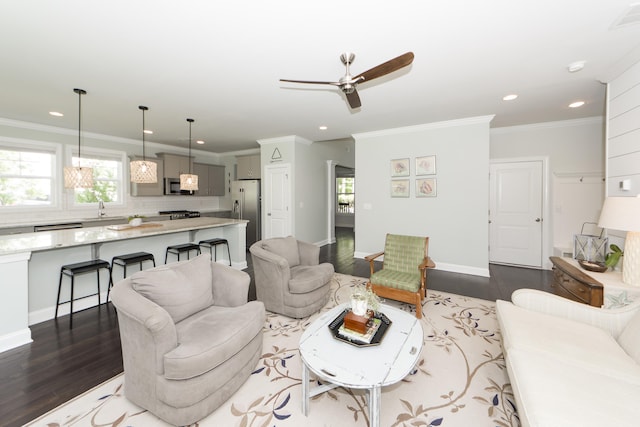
[262,236,300,267]
[507,348,640,427]
[618,309,640,364]
[497,300,640,383]
[131,254,213,323]
[289,263,334,294]
[164,301,265,380]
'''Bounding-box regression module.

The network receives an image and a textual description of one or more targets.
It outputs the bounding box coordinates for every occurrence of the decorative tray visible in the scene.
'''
[578,259,608,273]
[327,308,392,347]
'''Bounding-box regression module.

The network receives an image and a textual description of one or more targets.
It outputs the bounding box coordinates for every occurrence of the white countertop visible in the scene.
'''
[0,217,247,256]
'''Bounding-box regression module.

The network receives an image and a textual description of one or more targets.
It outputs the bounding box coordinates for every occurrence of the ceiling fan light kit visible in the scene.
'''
[280,51,414,109]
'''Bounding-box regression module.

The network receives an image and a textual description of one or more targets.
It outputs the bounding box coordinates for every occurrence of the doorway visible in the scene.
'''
[489,159,548,268]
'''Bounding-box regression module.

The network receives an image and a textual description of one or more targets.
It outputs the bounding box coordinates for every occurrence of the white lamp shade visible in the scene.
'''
[180,173,198,191]
[63,166,94,189]
[598,196,640,231]
[130,160,158,183]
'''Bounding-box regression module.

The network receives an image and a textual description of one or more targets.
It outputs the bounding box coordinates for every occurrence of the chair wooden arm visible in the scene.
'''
[364,251,385,276]
[418,256,436,271]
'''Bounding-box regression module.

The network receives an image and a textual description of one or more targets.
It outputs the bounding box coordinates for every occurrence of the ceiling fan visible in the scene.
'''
[280,51,414,109]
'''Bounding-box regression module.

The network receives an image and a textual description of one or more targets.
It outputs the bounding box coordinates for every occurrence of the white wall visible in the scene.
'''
[0,118,234,225]
[490,118,605,252]
[354,116,493,277]
[604,58,640,248]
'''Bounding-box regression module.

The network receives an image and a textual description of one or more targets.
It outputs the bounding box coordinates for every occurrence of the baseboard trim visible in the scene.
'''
[0,328,32,352]
[353,252,490,278]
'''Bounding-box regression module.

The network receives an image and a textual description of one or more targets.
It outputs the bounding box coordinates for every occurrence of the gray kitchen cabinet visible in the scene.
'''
[194,163,225,196]
[157,153,192,178]
[236,154,261,179]
[130,156,164,196]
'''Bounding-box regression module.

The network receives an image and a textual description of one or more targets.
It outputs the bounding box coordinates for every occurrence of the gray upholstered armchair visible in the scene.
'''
[250,236,334,318]
[110,254,265,426]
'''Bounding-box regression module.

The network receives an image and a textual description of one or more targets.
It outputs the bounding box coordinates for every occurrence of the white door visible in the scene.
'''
[264,163,291,238]
[489,160,543,267]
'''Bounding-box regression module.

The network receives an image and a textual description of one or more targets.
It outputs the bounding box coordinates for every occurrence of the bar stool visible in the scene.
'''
[199,238,231,266]
[109,252,156,301]
[55,259,112,329]
[165,243,201,263]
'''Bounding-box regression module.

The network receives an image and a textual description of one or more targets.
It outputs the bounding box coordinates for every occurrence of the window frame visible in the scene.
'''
[0,137,61,211]
[65,145,127,208]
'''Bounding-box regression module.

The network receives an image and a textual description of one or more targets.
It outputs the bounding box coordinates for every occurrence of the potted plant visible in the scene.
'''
[605,244,624,270]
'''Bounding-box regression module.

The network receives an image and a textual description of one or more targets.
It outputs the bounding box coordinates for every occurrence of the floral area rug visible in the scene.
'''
[27,273,519,427]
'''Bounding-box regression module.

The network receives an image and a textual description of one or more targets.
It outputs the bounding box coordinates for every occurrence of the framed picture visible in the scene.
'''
[391,179,410,197]
[390,158,410,177]
[416,178,437,197]
[415,155,436,175]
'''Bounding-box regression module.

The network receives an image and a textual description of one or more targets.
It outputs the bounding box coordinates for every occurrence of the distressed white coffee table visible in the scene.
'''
[299,303,423,427]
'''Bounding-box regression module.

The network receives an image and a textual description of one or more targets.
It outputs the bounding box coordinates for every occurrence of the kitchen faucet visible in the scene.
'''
[98,200,105,218]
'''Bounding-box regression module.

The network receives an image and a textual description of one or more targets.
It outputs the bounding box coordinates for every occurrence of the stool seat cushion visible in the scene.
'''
[131,255,213,322]
[165,301,265,380]
[63,259,110,274]
[113,252,155,264]
[200,238,227,245]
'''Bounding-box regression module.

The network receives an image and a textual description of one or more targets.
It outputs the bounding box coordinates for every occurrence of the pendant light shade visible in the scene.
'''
[130,105,158,183]
[64,88,94,189]
[180,118,198,191]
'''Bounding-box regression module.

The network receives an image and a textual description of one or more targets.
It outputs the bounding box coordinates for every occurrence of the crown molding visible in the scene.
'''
[352,115,495,140]
[490,116,603,135]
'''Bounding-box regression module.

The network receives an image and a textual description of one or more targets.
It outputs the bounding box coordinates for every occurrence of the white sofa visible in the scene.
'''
[496,289,640,427]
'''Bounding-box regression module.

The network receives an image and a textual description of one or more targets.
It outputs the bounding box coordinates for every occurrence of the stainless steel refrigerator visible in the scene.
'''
[231,180,261,247]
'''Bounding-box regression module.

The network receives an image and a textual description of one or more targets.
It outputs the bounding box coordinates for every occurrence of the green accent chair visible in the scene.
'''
[365,234,435,319]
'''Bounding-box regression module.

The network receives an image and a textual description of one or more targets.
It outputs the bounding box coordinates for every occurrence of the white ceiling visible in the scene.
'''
[1,1,640,154]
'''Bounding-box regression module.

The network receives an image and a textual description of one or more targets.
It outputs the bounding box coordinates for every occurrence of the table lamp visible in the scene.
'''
[597,196,640,286]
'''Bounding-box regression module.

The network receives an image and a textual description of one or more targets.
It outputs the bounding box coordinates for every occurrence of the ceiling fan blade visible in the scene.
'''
[346,89,361,109]
[354,52,414,83]
[280,79,339,86]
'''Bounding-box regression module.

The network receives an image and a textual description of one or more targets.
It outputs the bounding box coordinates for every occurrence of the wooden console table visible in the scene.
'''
[549,256,604,307]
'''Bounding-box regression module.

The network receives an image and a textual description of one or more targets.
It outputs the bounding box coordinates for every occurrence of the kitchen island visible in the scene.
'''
[0,217,247,353]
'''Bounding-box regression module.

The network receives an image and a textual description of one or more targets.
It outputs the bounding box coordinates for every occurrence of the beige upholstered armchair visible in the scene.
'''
[110,254,265,426]
[365,233,435,318]
[250,236,334,318]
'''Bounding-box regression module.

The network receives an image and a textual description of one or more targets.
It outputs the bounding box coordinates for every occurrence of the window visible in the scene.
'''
[70,148,125,205]
[336,177,355,214]
[0,146,56,207]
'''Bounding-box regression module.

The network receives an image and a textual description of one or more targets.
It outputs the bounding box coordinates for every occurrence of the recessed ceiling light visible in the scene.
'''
[568,61,586,73]
[319,125,328,130]
[196,140,205,145]
[569,101,585,108]
[502,94,518,101]
[49,111,64,117]
[143,129,153,135]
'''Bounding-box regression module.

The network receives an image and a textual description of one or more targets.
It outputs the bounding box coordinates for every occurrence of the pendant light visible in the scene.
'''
[130,105,158,183]
[180,118,198,191]
[63,88,94,188]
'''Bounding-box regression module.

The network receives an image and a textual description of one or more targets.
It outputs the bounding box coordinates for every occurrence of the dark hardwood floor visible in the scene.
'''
[0,227,553,427]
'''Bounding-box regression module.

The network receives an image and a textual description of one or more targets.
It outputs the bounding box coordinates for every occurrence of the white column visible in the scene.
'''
[327,160,337,244]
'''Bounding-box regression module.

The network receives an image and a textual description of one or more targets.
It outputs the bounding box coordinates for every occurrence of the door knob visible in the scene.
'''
[535,218,542,222]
